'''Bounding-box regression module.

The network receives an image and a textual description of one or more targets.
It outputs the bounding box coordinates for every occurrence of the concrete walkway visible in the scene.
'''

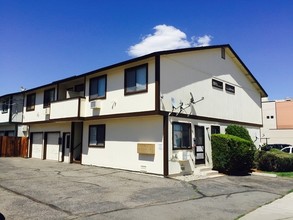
[241,192,293,220]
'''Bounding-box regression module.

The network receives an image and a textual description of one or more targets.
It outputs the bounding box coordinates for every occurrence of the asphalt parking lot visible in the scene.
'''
[0,158,293,220]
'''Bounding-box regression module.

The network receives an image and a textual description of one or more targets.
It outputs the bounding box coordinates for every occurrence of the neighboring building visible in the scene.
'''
[0,92,28,137]
[261,98,293,146]
[1,45,267,176]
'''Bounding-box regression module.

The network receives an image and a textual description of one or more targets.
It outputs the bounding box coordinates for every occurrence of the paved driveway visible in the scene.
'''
[0,158,293,220]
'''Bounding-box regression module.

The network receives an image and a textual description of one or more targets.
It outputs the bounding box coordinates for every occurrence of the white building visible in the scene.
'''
[261,98,293,145]
[6,45,267,176]
[0,92,27,137]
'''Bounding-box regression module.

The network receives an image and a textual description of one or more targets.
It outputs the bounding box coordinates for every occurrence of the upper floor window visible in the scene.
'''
[212,79,223,90]
[44,88,55,108]
[1,99,9,114]
[124,64,148,95]
[89,124,105,147]
[89,75,106,100]
[225,84,235,94]
[26,93,36,111]
[172,122,191,150]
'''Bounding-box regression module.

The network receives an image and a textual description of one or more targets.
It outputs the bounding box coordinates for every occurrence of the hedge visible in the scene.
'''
[225,125,253,142]
[256,149,293,172]
[211,134,255,175]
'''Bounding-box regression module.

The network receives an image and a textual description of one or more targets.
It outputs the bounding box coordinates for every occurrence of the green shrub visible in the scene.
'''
[225,125,252,142]
[257,149,293,172]
[212,134,255,175]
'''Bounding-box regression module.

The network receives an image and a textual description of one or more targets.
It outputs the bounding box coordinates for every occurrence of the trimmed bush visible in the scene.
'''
[212,134,255,175]
[225,125,252,142]
[257,149,293,172]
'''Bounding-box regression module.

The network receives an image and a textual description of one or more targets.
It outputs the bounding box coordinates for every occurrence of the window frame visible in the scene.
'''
[88,124,106,148]
[172,122,192,150]
[225,84,235,94]
[43,88,55,108]
[211,125,220,134]
[212,79,223,90]
[124,64,148,95]
[89,75,107,101]
[1,99,9,114]
[26,93,36,112]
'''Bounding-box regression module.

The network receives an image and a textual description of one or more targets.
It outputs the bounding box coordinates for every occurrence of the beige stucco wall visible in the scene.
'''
[276,100,293,129]
[160,48,262,125]
[168,115,261,175]
[83,58,156,117]
[82,116,164,175]
[23,86,57,123]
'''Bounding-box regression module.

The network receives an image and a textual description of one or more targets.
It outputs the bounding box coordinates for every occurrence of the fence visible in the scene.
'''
[0,136,28,157]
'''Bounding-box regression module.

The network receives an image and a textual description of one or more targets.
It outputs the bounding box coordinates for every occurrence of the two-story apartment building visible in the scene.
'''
[4,45,267,176]
[261,98,293,145]
[0,92,27,137]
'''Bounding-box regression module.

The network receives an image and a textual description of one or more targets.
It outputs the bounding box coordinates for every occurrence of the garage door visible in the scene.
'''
[46,133,60,161]
[31,133,43,159]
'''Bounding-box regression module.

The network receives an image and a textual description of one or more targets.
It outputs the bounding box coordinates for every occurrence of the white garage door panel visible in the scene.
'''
[46,133,60,161]
[31,133,43,159]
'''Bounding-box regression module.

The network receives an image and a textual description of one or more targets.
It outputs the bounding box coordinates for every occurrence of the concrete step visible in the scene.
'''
[204,170,220,177]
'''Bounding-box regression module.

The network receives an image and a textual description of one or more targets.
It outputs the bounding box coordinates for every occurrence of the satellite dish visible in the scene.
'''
[171,97,177,107]
[190,92,195,104]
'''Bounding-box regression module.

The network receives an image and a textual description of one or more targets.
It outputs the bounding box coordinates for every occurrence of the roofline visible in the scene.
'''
[226,45,268,97]
[0,91,24,99]
[1,44,267,98]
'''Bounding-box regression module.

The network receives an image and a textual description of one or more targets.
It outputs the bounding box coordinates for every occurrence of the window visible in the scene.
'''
[211,125,220,134]
[26,93,36,111]
[221,47,225,59]
[89,124,105,147]
[44,88,55,108]
[89,75,106,100]
[225,84,235,94]
[75,84,85,93]
[172,122,191,149]
[1,99,9,113]
[125,64,148,94]
[212,79,223,89]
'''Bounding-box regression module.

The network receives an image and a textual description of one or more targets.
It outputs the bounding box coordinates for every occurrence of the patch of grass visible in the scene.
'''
[265,171,293,178]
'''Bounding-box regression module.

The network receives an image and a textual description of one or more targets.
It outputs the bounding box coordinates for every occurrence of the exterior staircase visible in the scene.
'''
[172,165,224,182]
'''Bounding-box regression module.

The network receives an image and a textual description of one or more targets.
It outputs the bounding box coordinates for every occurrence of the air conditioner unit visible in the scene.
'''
[90,100,101,109]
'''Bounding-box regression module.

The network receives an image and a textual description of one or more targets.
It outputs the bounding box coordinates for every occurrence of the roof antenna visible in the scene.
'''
[183,92,204,117]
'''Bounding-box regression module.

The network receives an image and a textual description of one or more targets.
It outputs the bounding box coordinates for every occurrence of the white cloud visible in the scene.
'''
[127,24,213,57]
[193,35,213,47]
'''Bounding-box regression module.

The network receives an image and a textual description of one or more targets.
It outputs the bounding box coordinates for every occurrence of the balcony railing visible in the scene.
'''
[49,97,85,120]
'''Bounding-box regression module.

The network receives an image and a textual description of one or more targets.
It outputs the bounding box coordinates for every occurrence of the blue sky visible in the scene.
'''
[1,0,292,100]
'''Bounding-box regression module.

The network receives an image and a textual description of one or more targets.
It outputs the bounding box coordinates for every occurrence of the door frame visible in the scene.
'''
[62,132,71,162]
[194,125,205,165]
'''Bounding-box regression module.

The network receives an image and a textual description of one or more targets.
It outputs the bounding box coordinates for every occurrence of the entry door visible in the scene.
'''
[194,126,205,164]
[62,133,71,163]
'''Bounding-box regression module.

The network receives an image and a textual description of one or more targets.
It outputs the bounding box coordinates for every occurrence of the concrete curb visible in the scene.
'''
[250,172,277,178]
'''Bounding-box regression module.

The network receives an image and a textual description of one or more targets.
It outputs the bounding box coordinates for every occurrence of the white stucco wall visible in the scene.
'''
[83,59,156,117]
[167,115,261,175]
[82,116,164,175]
[160,48,262,125]
[23,87,57,123]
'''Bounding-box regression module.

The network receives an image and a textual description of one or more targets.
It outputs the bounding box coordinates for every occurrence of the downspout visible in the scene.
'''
[163,114,169,177]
